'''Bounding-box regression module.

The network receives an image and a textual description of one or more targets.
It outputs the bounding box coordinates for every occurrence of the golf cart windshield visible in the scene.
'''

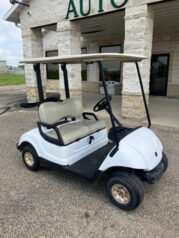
[21,53,151,145]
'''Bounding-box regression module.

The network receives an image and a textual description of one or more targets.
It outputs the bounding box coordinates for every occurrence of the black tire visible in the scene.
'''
[22,144,40,171]
[162,152,168,173]
[106,172,144,211]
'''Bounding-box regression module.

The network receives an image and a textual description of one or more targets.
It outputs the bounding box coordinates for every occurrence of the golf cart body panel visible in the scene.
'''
[18,127,108,166]
[99,127,163,172]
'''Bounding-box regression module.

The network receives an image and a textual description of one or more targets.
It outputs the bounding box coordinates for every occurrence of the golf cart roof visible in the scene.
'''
[21,53,147,64]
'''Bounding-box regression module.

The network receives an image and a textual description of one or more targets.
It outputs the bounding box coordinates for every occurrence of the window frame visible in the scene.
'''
[150,53,170,96]
[46,50,59,80]
[99,44,122,82]
[81,47,88,81]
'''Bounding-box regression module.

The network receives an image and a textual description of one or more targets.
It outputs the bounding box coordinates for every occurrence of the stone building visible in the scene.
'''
[4,0,179,119]
[0,60,8,74]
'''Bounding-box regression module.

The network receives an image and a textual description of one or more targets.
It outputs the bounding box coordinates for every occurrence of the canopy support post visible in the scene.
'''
[98,61,119,146]
[34,64,44,104]
[61,64,70,99]
[135,62,151,128]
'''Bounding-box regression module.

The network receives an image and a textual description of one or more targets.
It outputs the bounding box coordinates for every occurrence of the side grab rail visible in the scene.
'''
[37,121,64,145]
[83,112,98,121]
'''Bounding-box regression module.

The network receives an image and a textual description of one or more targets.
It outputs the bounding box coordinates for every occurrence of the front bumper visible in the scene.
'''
[146,153,167,184]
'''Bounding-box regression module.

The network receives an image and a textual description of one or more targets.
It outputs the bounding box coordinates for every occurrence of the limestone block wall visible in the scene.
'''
[122,94,149,119]
[20,0,67,28]
[57,21,82,100]
[26,87,46,103]
[42,30,58,52]
[19,0,165,27]
[21,26,45,103]
[18,0,169,104]
[122,5,154,119]
[45,80,59,93]
[42,30,59,93]
[82,42,99,93]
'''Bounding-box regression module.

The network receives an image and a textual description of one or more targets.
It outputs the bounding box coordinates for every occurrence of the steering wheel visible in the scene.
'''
[93,96,111,112]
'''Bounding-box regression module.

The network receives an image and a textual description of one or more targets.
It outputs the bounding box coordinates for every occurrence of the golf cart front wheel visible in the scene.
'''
[106,173,144,211]
[22,144,40,171]
[162,152,168,173]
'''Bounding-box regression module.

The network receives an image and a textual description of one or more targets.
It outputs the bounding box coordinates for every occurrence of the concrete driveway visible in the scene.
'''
[0,86,178,238]
[0,85,26,114]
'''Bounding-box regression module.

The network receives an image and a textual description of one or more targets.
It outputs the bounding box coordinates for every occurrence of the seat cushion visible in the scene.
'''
[46,120,106,145]
[75,120,106,134]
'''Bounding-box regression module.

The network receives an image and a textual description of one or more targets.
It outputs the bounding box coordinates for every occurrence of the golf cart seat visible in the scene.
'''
[38,98,106,145]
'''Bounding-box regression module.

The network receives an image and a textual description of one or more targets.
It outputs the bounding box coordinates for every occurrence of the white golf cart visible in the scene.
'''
[17,53,168,210]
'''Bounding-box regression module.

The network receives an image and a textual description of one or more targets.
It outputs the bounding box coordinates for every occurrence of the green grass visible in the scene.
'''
[0,74,25,86]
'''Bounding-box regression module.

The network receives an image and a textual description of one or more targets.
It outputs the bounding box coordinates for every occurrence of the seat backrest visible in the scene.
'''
[39,98,83,124]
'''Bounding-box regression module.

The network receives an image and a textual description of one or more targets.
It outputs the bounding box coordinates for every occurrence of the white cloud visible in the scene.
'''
[0,2,22,66]
[0,36,6,44]
[0,48,11,57]
[9,28,22,41]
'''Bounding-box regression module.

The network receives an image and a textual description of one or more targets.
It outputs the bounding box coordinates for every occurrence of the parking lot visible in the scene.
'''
[0,86,178,238]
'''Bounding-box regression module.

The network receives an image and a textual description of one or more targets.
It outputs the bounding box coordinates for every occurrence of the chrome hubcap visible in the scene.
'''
[112,184,131,204]
[24,152,34,167]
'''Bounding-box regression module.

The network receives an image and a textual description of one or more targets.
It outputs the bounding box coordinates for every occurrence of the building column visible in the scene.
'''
[21,26,46,103]
[84,42,99,93]
[57,21,82,100]
[122,5,154,119]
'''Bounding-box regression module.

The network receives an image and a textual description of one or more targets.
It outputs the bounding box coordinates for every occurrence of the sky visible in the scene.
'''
[0,0,22,66]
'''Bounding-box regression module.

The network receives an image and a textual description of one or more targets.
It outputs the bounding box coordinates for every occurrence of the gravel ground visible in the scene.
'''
[0,86,178,238]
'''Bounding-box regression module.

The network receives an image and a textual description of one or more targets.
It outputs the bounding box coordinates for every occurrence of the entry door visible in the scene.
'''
[150,54,170,96]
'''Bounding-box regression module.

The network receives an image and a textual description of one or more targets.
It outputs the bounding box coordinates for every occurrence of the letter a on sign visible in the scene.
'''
[66,0,79,19]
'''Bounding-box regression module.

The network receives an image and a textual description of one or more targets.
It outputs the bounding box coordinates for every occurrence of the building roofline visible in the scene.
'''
[3,4,19,22]
[3,0,29,23]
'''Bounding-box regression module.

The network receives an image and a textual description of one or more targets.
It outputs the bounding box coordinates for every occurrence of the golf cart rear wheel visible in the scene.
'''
[22,145,40,171]
[106,173,144,210]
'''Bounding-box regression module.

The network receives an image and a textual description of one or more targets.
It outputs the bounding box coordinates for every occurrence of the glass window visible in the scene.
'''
[100,45,121,82]
[81,48,87,81]
[46,50,59,80]
[150,54,170,96]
